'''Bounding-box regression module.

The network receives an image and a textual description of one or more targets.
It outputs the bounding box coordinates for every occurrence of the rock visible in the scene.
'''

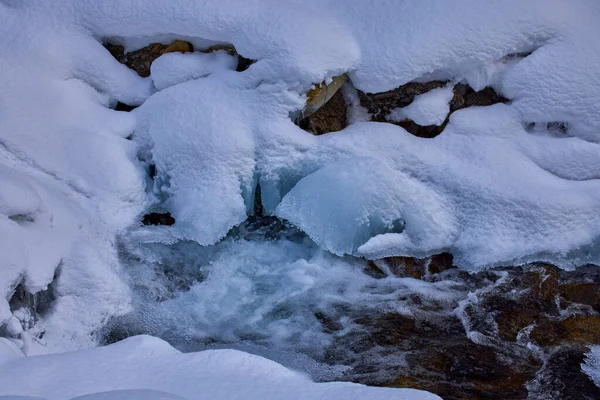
[142,212,175,226]
[106,43,167,77]
[302,75,349,119]
[530,314,600,346]
[298,89,347,135]
[358,82,509,138]
[373,253,455,279]
[450,84,509,111]
[164,40,193,54]
[106,40,193,77]
[560,282,600,309]
[527,346,600,400]
[358,81,447,119]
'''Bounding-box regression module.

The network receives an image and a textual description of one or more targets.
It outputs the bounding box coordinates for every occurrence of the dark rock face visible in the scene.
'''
[358,81,448,119]
[299,90,347,135]
[142,212,175,226]
[528,346,600,400]
[106,43,168,78]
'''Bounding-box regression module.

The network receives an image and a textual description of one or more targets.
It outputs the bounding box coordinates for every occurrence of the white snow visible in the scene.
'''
[0,336,440,400]
[583,346,600,388]
[150,50,237,91]
[387,85,455,126]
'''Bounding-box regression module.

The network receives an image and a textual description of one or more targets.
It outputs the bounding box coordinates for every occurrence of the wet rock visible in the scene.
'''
[142,212,175,226]
[530,314,600,346]
[373,253,455,279]
[106,40,193,77]
[527,346,600,400]
[560,282,600,309]
[298,89,347,135]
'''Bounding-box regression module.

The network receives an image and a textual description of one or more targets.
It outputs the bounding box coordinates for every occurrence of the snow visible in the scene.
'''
[0,335,440,400]
[583,346,600,388]
[150,51,237,91]
[387,85,454,126]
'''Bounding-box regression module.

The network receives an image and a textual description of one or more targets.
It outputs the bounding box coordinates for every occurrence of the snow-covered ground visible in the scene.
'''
[1,0,600,397]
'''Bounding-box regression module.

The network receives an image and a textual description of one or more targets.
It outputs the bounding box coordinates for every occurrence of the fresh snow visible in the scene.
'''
[0,336,439,400]
[150,50,237,91]
[387,85,455,126]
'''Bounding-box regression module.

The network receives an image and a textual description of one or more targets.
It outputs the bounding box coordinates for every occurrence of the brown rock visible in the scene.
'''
[427,252,455,275]
[299,90,347,135]
[106,43,167,77]
[303,74,349,119]
[560,282,600,308]
[358,81,447,119]
[530,314,600,346]
[106,40,193,77]
[164,40,193,54]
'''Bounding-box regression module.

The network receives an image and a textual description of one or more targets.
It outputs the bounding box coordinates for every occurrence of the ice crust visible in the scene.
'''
[0,0,600,367]
[0,335,440,400]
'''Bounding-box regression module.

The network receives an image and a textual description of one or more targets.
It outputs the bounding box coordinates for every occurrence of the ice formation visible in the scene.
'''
[0,0,600,396]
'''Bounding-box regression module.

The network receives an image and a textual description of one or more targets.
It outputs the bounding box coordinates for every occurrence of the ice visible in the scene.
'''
[0,335,440,400]
[150,51,237,91]
[387,85,454,126]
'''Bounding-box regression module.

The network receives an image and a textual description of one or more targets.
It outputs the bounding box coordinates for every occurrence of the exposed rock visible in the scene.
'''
[298,89,347,135]
[142,212,175,226]
[449,84,509,111]
[106,40,193,77]
[303,75,349,119]
[530,314,600,346]
[358,82,509,138]
[373,253,455,279]
[164,40,193,54]
[527,346,600,400]
[358,81,447,119]
[560,282,600,309]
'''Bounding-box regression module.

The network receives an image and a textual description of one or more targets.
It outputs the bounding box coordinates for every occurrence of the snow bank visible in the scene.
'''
[274,105,600,268]
[0,336,439,400]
